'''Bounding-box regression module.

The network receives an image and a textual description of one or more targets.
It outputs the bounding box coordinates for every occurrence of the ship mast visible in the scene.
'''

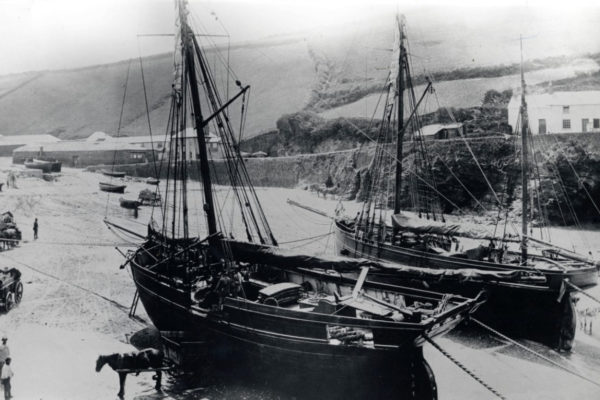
[393,14,406,216]
[178,0,218,236]
[520,35,529,263]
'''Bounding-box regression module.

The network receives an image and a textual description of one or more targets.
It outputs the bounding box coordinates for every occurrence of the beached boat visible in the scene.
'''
[24,159,53,173]
[333,17,598,351]
[34,158,61,172]
[101,169,126,178]
[119,198,141,209]
[108,3,483,397]
[99,182,126,193]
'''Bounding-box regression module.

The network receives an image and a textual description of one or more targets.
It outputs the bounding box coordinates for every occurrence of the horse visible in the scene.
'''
[95,348,164,398]
[0,228,20,250]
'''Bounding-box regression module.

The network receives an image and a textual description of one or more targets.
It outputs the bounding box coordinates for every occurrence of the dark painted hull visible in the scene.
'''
[129,254,481,399]
[99,183,126,193]
[101,170,126,178]
[335,221,597,349]
[119,199,141,209]
[24,161,53,173]
[34,159,61,172]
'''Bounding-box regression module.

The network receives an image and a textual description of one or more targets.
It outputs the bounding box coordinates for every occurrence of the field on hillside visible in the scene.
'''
[320,59,600,120]
[0,157,599,399]
[2,6,600,141]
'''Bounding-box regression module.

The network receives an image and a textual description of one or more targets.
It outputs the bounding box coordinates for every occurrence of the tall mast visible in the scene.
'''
[393,14,406,215]
[520,35,529,263]
[178,0,218,236]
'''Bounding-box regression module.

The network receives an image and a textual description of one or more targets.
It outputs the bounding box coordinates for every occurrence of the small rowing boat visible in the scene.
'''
[99,182,126,193]
[101,169,126,178]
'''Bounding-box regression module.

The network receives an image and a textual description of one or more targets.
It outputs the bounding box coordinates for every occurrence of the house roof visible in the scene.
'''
[420,123,463,137]
[13,140,147,153]
[85,128,221,144]
[0,134,60,146]
[508,90,600,109]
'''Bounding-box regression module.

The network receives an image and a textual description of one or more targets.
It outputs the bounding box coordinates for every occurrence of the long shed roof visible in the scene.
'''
[0,134,60,146]
[13,140,147,153]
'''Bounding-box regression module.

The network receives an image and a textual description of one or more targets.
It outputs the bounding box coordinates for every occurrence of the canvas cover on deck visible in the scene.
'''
[225,240,545,284]
[391,213,503,241]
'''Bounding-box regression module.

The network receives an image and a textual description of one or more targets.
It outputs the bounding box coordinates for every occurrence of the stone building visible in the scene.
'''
[508,91,600,135]
[12,140,153,167]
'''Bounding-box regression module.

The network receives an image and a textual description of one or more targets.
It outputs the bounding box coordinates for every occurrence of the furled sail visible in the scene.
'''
[391,213,518,241]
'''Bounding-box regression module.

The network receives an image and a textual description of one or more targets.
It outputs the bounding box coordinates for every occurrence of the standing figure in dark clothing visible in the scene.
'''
[33,218,38,240]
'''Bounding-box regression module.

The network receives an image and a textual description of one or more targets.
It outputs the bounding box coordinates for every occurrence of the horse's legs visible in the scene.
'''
[154,370,162,391]
[118,372,127,398]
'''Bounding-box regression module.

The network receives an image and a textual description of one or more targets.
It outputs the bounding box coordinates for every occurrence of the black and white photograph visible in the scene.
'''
[1,0,600,398]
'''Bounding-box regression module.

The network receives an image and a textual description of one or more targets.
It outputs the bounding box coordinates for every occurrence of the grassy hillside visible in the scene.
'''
[1,6,600,141]
[0,38,315,140]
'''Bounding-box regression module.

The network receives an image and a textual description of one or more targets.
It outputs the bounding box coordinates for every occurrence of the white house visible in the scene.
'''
[508,91,600,135]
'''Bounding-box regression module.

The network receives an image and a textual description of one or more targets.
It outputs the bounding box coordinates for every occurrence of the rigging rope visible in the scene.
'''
[472,318,600,389]
[550,135,600,219]
[0,253,145,327]
[104,59,132,218]
[563,280,600,306]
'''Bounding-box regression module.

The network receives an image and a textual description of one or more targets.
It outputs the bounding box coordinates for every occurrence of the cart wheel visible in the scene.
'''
[4,292,14,312]
[14,282,23,304]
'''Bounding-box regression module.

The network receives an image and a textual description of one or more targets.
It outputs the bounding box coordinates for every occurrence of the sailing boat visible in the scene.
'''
[111,2,483,398]
[334,16,598,351]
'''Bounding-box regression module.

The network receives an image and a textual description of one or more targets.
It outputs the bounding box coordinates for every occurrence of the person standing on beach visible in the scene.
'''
[0,336,9,373]
[1,357,13,399]
[33,218,38,240]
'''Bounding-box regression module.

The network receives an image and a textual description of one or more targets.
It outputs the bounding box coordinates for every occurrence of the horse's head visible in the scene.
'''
[95,355,106,372]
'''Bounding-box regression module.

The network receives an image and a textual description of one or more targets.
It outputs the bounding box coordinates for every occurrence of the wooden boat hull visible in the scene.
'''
[34,159,61,172]
[335,221,595,349]
[24,161,53,173]
[128,249,481,399]
[99,183,126,193]
[101,170,126,178]
[119,198,141,209]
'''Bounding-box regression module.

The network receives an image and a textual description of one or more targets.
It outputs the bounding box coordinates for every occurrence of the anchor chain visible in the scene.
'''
[424,335,507,400]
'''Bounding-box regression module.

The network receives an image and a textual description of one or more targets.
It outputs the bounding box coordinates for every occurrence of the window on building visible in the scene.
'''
[562,119,571,129]
[594,119,600,129]
[563,106,570,114]
[157,143,163,149]
[131,153,144,160]
[538,119,546,134]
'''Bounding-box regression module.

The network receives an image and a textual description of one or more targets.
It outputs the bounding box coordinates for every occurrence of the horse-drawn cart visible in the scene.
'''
[138,189,161,206]
[0,268,23,312]
[0,212,22,251]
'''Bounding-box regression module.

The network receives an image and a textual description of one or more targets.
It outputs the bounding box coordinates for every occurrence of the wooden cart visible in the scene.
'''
[0,268,23,312]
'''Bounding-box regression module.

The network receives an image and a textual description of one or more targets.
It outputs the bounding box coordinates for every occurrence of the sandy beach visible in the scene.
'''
[0,158,599,399]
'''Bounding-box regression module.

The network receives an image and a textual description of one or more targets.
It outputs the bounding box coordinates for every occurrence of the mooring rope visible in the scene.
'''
[471,318,600,389]
[424,335,507,399]
[278,231,334,245]
[0,253,146,327]
[0,238,136,247]
[563,280,600,306]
